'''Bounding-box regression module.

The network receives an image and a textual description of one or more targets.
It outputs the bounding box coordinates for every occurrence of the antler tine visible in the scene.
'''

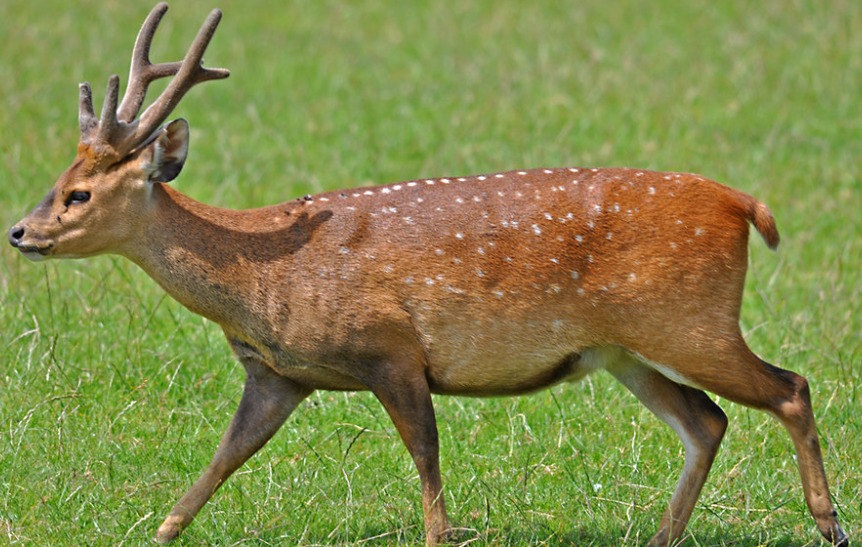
[116,2,183,123]
[78,82,98,137]
[130,8,230,151]
[97,75,121,145]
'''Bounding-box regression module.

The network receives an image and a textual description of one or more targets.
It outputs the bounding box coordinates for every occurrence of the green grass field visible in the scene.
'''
[1,0,859,545]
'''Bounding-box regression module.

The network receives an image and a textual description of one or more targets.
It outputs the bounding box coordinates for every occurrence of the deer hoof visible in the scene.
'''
[154,516,184,544]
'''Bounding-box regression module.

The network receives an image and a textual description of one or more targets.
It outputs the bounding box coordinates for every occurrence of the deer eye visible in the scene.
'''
[65,191,91,206]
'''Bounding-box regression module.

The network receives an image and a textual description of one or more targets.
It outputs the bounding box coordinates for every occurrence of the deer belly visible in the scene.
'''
[425,344,602,396]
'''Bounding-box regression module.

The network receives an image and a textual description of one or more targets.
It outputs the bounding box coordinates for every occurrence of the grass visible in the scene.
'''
[1,0,860,544]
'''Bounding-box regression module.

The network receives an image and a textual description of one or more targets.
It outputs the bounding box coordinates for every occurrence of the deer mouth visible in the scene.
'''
[12,241,54,261]
[9,224,54,260]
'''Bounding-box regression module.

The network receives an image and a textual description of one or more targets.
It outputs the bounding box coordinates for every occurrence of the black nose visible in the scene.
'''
[9,225,24,247]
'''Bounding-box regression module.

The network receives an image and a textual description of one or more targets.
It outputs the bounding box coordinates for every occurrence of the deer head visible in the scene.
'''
[8,2,228,260]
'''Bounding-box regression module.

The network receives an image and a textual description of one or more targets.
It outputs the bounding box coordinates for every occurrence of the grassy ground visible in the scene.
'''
[1,0,859,545]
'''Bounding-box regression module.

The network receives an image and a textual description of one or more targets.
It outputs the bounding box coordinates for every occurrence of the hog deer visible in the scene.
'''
[7,3,848,546]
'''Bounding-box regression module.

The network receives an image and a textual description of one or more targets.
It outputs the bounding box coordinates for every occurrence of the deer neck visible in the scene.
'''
[120,183,269,330]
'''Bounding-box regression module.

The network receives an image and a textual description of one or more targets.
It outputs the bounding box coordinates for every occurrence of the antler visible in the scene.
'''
[78,2,229,160]
[116,2,183,123]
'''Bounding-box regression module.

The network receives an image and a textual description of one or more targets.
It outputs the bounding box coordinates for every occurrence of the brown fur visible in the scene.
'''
[10,164,847,546]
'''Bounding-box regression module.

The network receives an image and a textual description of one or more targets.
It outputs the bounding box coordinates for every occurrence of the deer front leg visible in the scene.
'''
[155,358,312,543]
[370,369,450,545]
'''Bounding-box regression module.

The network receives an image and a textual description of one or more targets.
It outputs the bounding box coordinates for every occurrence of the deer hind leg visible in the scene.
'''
[368,367,450,545]
[605,350,728,547]
[636,338,847,547]
[155,358,312,543]
[771,373,848,547]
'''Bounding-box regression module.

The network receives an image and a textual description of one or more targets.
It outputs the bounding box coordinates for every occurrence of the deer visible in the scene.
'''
[7,3,848,546]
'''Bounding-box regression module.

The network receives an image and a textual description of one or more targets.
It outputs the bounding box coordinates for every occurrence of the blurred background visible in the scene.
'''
[1,0,859,544]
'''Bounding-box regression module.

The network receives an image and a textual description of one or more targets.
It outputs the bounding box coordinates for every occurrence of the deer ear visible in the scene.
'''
[147,118,189,183]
